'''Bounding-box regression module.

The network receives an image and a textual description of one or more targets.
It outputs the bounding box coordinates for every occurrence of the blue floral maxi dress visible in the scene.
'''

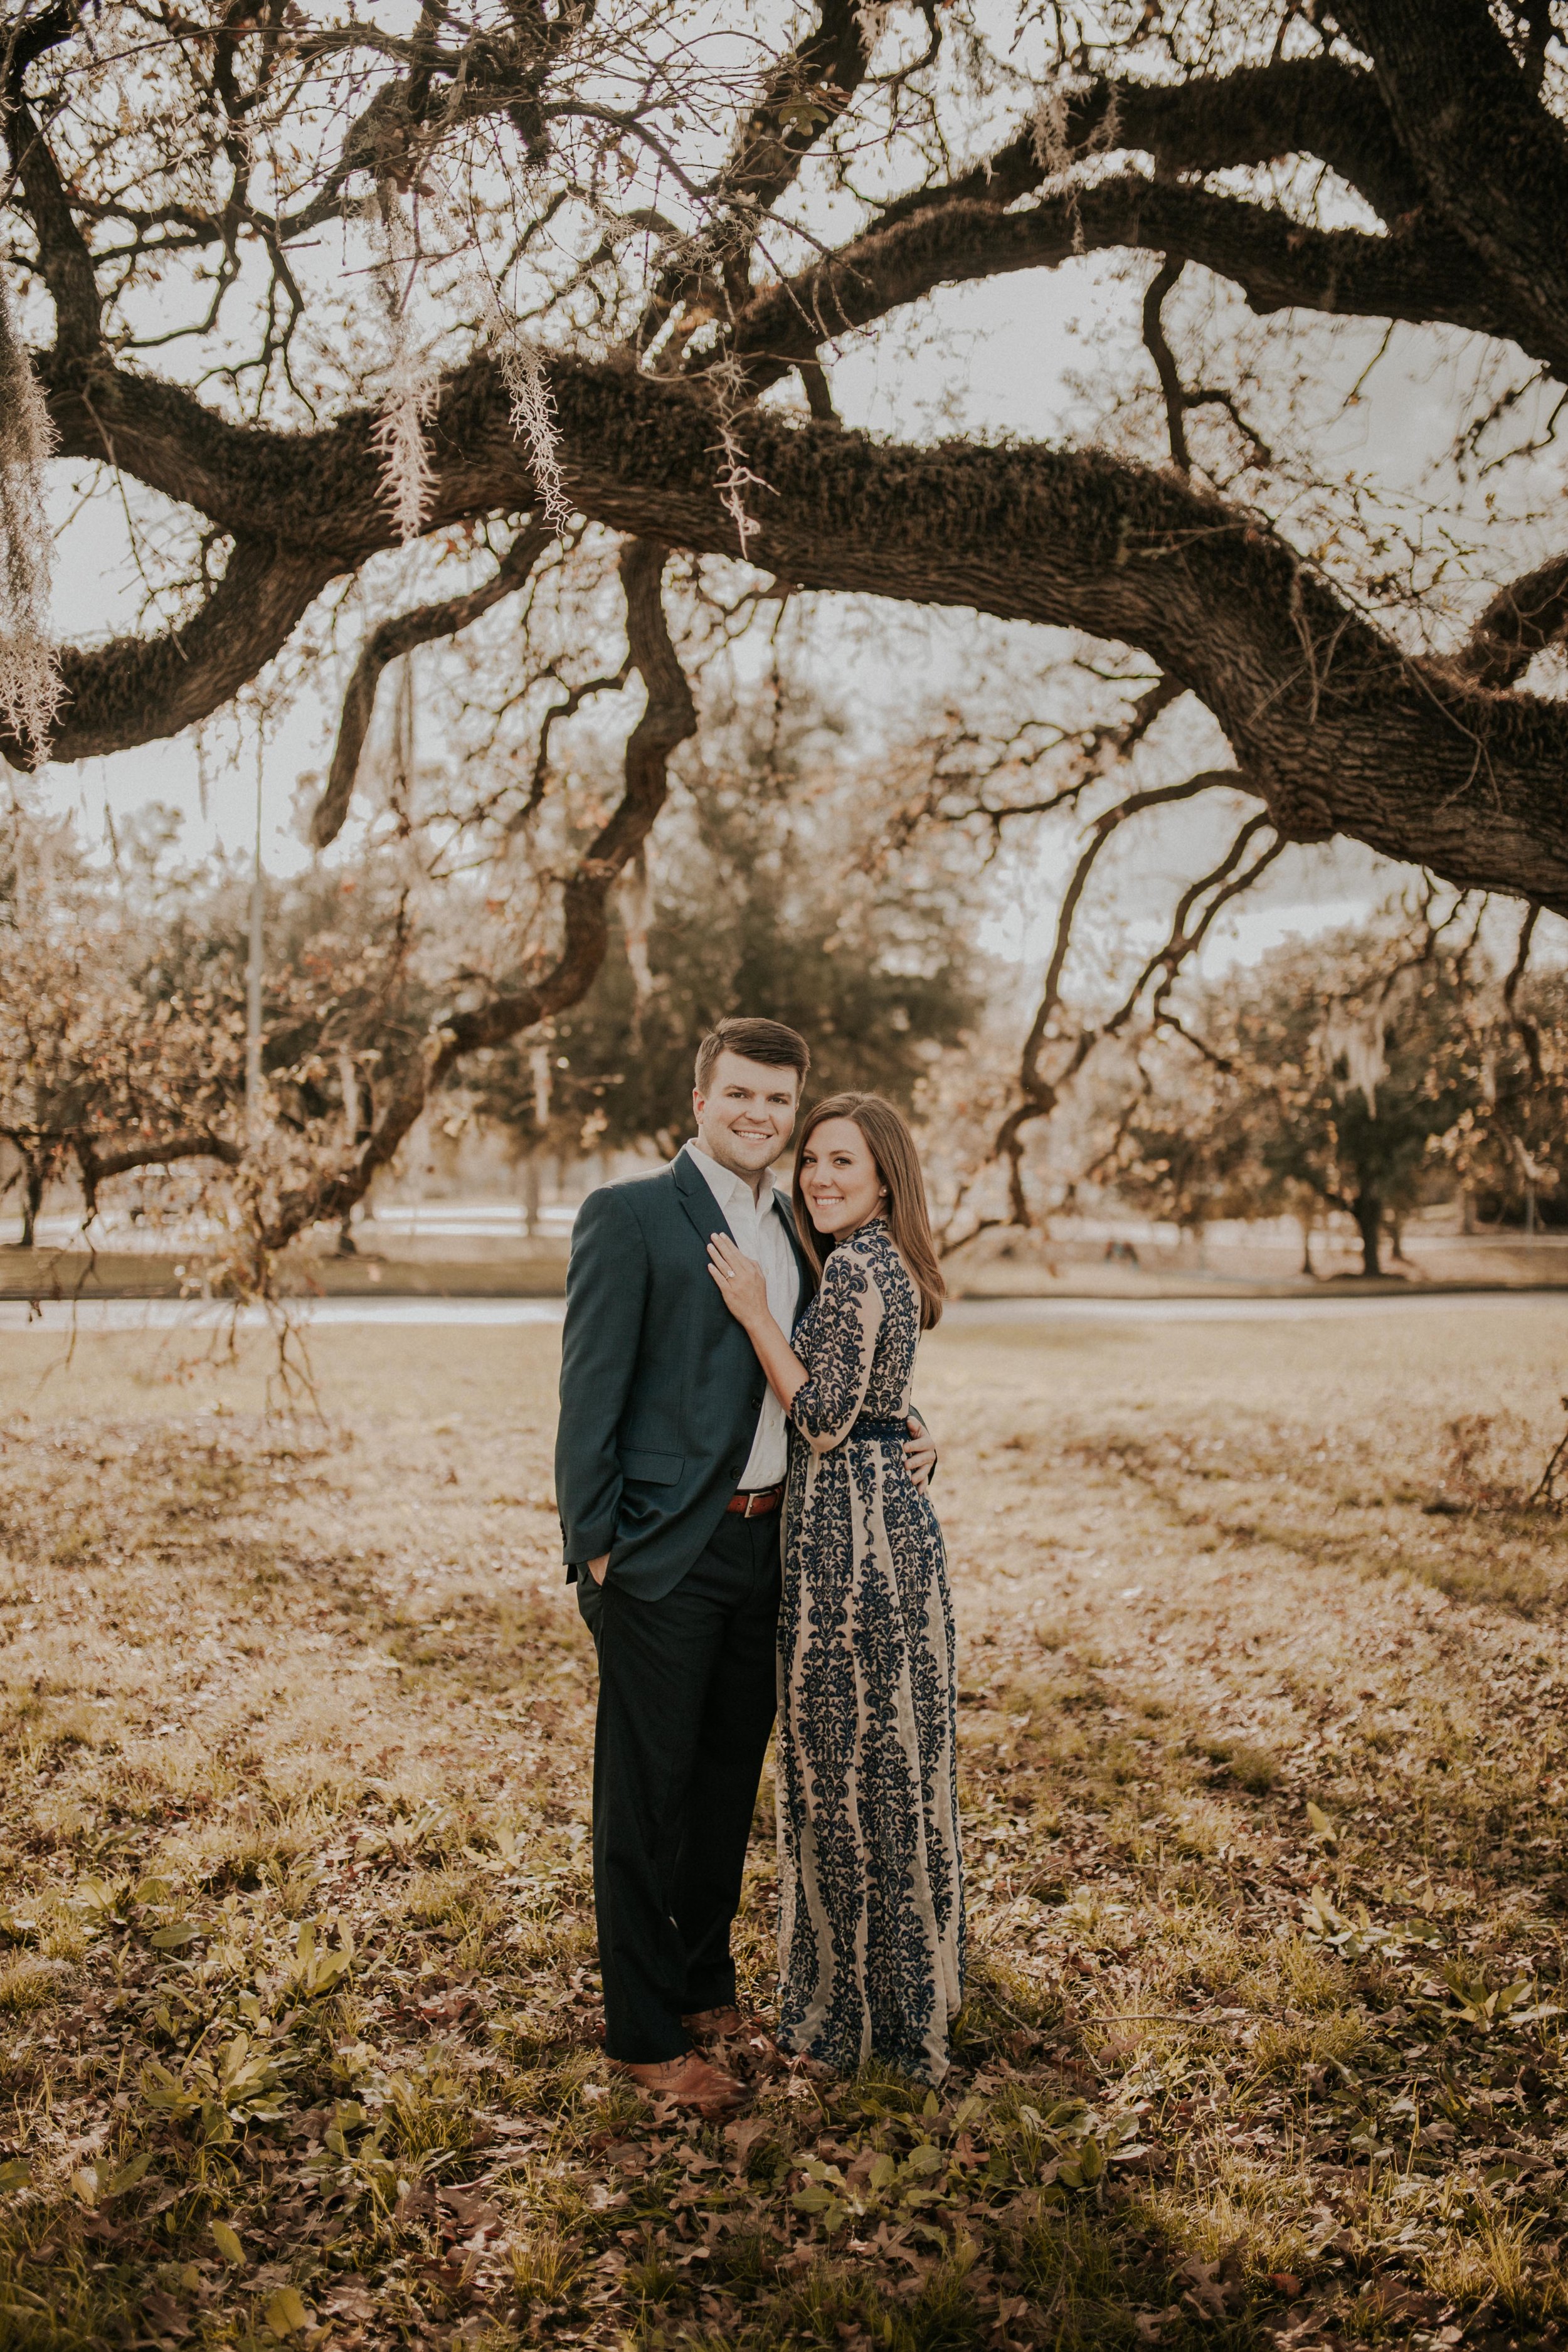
[776,1218,965,2082]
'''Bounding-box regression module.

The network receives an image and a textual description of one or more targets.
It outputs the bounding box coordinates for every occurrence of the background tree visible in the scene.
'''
[1441,936,1568,1231]
[0,805,438,1263]
[1093,1044,1274,1254]
[1230,933,1479,1278]
[1097,916,1491,1276]
[469,694,982,1160]
[0,812,243,1246]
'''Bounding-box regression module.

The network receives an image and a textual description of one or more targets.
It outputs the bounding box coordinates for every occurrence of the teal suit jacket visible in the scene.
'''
[555,1153,815,1601]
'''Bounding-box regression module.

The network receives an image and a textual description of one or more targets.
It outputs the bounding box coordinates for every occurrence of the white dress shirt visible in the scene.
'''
[684,1139,800,1490]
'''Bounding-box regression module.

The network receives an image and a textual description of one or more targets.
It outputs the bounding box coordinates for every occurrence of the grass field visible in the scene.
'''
[4,1305,1568,2351]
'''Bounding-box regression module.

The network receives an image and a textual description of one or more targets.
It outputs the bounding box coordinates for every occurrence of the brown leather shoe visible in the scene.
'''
[681,2005,747,2041]
[613,2050,746,2115]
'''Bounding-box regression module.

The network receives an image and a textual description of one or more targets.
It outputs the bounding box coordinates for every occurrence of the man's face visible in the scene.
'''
[692,1050,801,1179]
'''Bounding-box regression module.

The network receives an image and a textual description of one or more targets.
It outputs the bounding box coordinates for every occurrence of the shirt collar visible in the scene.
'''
[684,1138,780,1217]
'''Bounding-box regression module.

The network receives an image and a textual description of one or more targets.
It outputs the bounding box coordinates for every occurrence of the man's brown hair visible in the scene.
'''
[694,1017,811,1096]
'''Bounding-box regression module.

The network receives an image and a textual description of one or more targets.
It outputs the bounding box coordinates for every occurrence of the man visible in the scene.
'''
[556,1015,936,2115]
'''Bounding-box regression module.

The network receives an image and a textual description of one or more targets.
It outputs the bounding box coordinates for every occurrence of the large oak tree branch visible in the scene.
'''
[727,176,1528,390]
[6,95,102,357]
[3,534,340,768]
[255,538,696,1249]
[75,1131,242,1217]
[1452,551,1568,690]
[1338,0,1568,358]
[874,56,1424,237]
[3,0,83,92]
[440,537,698,1057]
[721,0,872,220]
[36,169,1522,566]
[309,522,551,849]
[28,347,1568,909]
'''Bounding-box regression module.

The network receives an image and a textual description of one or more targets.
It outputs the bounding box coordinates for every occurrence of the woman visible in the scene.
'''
[707,1091,963,2083]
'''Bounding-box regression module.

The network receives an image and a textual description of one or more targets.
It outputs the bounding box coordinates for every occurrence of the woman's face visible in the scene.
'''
[798,1118,885,1238]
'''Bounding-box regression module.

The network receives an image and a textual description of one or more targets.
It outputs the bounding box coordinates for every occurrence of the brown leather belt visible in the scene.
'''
[726,1484,783,1518]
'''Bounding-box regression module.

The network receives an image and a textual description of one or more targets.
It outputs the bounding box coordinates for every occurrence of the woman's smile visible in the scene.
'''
[799,1115,884,1235]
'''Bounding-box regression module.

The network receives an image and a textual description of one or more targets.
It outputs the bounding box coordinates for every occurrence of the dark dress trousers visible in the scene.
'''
[555,1153,813,2062]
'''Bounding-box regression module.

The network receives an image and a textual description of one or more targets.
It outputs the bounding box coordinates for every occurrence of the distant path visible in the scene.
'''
[946,1290,1568,1323]
[6,1291,1568,1332]
[0,1298,568,1330]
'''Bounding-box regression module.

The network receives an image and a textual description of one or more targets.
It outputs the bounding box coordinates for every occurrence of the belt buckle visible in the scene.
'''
[744,1491,763,1518]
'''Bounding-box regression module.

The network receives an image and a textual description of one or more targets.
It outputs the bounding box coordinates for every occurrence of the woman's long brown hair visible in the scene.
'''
[792,1092,945,1329]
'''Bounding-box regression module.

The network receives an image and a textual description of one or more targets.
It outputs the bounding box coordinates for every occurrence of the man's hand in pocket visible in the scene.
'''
[588,1554,610,1586]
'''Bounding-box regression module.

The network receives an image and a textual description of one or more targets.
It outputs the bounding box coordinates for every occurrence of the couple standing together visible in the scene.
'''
[555,1017,965,2115]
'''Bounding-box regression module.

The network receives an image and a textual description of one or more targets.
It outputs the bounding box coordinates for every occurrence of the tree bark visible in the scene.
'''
[1335,0,1568,364]
[19,1162,41,1250]
[1353,1192,1385,1278]
[522,1148,541,1241]
[4,536,340,770]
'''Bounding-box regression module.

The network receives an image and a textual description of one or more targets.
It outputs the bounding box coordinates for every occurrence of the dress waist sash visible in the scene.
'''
[846,1415,910,1443]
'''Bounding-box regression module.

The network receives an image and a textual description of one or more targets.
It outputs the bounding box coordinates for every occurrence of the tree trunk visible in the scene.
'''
[1299,1216,1315,1278]
[18,1160,42,1250]
[522,1148,542,1241]
[1353,1192,1384,1277]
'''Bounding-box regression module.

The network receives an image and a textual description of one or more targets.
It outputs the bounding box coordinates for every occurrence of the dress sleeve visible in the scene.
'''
[788,1242,884,1457]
